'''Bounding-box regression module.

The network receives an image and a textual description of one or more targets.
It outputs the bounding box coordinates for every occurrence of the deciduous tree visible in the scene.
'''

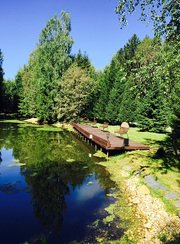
[116,0,180,37]
[56,64,96,121]
[36,11,74,122]
[18,11,74,122]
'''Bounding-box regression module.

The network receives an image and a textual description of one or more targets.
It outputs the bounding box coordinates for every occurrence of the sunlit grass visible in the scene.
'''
[36,127,63,132]
[101,149,180,215]
[98,148,180,243]
[108,125,167,147]
[87,122,167,147]
[18,123,41,128]
[0,119,25,124]
[0,119,63,132]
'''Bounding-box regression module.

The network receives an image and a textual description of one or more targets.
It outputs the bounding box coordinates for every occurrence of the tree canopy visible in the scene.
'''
[0,8,179,141]
[18,11,74,122]
[0,49,4,112]
[55,64,96,121]
[116,0,180,38]
[93,34,179,133]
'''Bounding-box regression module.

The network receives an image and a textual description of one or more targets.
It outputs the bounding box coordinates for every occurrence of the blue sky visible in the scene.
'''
[0,0,154,79]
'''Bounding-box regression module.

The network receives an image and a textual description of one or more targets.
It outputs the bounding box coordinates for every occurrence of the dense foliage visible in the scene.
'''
[94,35,179,132]
[55,64,96,121]
[3,12,96,123]
[0,9,179,140]
[0,49,4,112]
[18,12,75,122]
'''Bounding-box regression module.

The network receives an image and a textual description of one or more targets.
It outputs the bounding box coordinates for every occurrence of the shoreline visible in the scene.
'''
[1,119,179,242]
[99,154,180,243]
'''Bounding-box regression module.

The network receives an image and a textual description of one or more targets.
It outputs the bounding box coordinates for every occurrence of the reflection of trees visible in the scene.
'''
[0,123,115,234]
[0,151,2,163]
[12,128,94,166]
[0,123,18,150]
[24,158,99,232]
[94,165,116,194]
[12,128,96,232]
[25,160,69,232]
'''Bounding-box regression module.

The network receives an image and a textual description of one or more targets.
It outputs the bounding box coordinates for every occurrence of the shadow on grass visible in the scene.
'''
[129,151,179,178]
[143,138,166,147]
[144,135,180,173]
[167,235,180,244]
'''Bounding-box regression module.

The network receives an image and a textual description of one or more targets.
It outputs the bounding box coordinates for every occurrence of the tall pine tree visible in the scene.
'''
[0,49,4,112]
[106,57,126,123]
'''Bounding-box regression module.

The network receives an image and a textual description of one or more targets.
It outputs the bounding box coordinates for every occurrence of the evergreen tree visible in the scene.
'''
[134,37,170,131]
[118,80,137,122]
[0,49,4,112]
[123,34,141,74]
[112,34,140,123]
[136,66,169,132]
[93,34,140,123]
[106,60,126,123]
[74,50,91,71]
[116,34,140,74]
[2,79,18,113]
[93,67,111,120]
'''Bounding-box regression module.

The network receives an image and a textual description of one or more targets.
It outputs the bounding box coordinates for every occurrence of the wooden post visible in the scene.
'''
[107,150,109,159]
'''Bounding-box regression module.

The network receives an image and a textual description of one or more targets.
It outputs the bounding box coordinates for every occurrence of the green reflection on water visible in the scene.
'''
[0,122,117,242]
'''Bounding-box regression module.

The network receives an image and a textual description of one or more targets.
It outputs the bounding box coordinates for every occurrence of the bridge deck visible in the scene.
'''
[73,123,150,151]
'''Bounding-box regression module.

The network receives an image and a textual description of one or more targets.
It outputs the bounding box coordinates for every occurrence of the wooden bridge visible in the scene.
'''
[73,123,149,153]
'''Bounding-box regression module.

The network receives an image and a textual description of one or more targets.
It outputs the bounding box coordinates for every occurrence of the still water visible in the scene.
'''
[0,122,122,244]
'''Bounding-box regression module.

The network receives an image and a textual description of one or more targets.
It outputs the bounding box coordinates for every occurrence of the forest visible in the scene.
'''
[0,2,180,243]
[0,9,179,153]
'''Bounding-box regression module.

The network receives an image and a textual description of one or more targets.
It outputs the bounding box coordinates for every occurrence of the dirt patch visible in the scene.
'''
[124,174,180,243]
[24,118,39,124]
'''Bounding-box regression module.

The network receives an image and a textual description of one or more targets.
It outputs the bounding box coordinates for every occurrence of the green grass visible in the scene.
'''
[107,125,167,147]
[88,122,167,147]
[0,119,25,124]
[36,127,63,132]
[18,123,63,132]
[0,119,64,132]
[101,149,180,213]
[96,123,179,241]
[98,149,180,242]
[18,123,41,128]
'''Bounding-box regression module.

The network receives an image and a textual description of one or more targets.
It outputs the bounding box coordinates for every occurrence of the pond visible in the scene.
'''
[0,122,123,244]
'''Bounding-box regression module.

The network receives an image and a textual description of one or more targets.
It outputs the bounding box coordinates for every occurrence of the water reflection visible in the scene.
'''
[0,123,118,243]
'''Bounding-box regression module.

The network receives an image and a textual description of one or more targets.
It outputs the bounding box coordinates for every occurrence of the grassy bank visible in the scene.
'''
[1,119,179,242]
[0,119,73,132]
[93,125,180,243]
[98,153,180,243]
[0,119,25,124]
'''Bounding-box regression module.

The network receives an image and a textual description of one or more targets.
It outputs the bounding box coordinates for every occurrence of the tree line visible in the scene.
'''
[0,10,179,137]
[94,34,179,132]
[0,12,97,123]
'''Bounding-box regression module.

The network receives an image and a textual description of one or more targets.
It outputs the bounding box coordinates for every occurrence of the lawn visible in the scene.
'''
[108,125,167,146]
[94,123,179,216]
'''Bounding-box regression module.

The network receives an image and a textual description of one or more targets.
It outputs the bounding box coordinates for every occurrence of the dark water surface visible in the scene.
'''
[0,122,121,244]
